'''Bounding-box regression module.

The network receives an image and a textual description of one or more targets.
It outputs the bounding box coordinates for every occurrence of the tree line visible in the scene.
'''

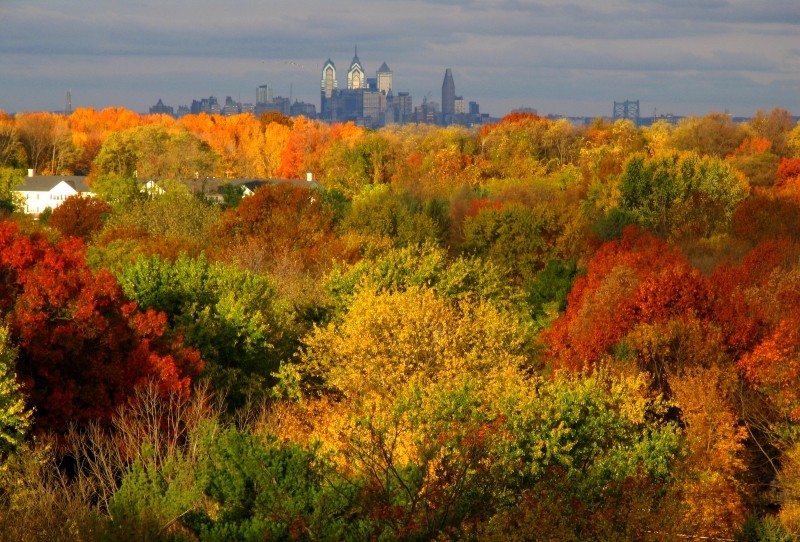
[0,106,800,540]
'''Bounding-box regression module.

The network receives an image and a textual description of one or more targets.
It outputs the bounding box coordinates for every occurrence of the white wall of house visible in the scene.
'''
[20,181,80,214]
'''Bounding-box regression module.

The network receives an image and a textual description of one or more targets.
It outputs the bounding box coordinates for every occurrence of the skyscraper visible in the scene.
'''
[441,68,455,124]
[320,59,337,118]
[347,45,365,90]
[377,62,392,95]
[257,84,273,104]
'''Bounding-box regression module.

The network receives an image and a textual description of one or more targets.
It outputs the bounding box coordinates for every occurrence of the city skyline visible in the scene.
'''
[1,0,799,118]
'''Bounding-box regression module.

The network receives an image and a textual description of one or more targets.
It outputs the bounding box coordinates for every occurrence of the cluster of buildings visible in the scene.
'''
[148,47,491,128]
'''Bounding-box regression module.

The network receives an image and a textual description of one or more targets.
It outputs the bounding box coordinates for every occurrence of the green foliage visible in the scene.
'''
[94,124,218,181]
[105,191,220,241]
[108,447,202,542]
[0,326,31,457]
[0,168,24,213]
[525,258,581,323]
[219,183,245,209]
[461,201,562,283]
[592,206,639,241]
[324,243,521,319]
[90,173,144,209]
[341,185,448,249]
[190,429,346,542]
[618,151,749,239]
[115,255,294,406]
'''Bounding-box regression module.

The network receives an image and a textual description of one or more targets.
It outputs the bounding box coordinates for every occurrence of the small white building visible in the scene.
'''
[16,173,93,215]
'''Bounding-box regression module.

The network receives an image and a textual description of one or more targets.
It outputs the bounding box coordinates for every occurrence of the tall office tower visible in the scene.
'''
[257,84,273,104]
[441,68,455,123]
[320,59,337,117]
[377,62,392,94]
[347,45,365,89]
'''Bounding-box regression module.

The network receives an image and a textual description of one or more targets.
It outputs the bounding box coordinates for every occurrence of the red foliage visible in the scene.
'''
[777,157,800,187]
[544,226,712,370]
[0,221,202,433]
[48,195,112,240]
[732,191,800,245]
[464,198,503,219]
[711,238,800,356]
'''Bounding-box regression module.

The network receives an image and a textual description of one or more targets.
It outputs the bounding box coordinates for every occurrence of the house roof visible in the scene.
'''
[228,178,323,191]
[18,176,91,193]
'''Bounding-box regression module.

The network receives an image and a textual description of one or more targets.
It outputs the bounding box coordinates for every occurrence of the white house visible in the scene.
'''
[16,173,93,215]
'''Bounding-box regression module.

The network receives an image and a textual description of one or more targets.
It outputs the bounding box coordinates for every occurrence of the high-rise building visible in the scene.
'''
[320,59,337,118]
[441,68,455,124]
[377,62,392,95]
[257,85,273,105]
[347,46,365,90]
[455,96,465,115]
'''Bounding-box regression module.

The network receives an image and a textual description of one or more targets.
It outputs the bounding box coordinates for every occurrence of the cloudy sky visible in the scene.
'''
[1,0,799,118]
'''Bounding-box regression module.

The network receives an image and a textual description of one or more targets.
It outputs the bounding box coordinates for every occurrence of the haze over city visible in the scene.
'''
[1,0,799,118]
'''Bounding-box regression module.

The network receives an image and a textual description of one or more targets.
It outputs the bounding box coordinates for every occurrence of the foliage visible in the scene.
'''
[544,226,713,371]
[93,124,218,181]
[0,325,31,456]
[340,185,448,250]
[0,221,203,433]
[48,194,111,240]
[323,242,522,319]
[115,255,294,406]
[460,201,562,283]
[617,151,749,239]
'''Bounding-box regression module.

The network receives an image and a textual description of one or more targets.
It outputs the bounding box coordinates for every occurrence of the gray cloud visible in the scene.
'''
[1,0,798,117]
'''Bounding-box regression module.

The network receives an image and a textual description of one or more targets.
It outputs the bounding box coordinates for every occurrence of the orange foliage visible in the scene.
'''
[670,365,748,536]
[777,157,800,187]
[214,183,349,274]
[728,136,771,158]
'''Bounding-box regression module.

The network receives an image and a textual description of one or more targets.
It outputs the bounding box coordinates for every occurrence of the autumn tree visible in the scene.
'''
[93,124,218,181]
[460,200,563,284]
[544,226,713,372]
[0,221,203,433]
[340,185,448,250]
[748,107,795,157]
[671,112,747,158]
[214,182,346,277]
[0,115,23,169]
[48,194,112,240]
[16,113,76,174]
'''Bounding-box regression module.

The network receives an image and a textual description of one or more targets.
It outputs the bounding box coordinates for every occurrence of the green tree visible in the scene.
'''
[116,255,294,406]
[341,185,448,250]
[618,151,749,239]
[460,201,562,284]
[0,325,31,456]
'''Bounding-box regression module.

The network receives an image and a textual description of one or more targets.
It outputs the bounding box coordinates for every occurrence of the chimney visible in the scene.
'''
[306,172,314,182]
[27,169,34,177]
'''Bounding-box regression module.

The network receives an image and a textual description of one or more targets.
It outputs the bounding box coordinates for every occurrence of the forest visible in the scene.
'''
[1,106,800,541]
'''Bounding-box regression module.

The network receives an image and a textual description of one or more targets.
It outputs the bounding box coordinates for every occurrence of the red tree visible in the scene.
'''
[0,221,202,433]
[48,194,112,240]
[544,226,712,371]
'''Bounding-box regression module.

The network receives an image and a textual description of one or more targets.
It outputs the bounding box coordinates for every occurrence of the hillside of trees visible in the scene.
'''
[1,106,800,540]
